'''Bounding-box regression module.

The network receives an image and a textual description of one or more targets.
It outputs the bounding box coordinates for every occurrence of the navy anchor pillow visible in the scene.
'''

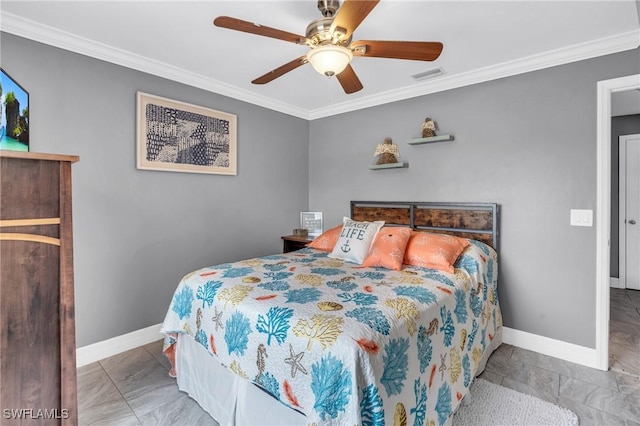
[328,217,385,264]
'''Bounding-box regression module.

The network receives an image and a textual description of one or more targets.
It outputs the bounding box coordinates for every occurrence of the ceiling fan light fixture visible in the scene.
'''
[306,45,353,77]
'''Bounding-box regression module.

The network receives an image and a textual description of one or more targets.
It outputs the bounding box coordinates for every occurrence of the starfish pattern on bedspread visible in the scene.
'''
[284,343,307,378]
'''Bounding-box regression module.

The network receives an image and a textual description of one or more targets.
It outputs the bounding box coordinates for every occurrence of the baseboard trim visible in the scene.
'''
[503,326,600,370]
[610,277,624,289]
[76,323,601,370]
[76,323,164,367]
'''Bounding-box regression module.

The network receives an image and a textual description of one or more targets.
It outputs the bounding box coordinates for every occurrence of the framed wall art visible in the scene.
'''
[300,211,323,237]
[137,92,237,175]
[1,68,29,152]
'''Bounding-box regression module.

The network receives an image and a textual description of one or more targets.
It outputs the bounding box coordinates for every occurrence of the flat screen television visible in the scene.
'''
[1,68,29,152]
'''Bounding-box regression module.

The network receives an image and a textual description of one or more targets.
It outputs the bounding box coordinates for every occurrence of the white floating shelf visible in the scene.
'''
[407,134,454,145]
[369,162,408,170]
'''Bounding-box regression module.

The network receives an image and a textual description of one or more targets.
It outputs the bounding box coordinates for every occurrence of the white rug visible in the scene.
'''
[453,378,579,426]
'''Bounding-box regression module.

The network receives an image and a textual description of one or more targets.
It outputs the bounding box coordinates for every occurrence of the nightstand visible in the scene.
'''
[281,235,314,253]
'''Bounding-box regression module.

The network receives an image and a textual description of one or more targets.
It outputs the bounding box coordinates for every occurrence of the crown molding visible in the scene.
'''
[308,29,640,119]
[2,11,638,121]
[0,12,311,119]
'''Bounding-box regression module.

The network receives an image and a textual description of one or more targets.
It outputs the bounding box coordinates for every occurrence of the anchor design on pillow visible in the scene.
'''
[341,240,351,253]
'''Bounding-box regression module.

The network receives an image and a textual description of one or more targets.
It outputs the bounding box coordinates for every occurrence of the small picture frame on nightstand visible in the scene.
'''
[300,211,323,237]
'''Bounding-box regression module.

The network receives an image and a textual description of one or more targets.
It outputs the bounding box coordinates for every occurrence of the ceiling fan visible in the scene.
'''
[213,0,443,94]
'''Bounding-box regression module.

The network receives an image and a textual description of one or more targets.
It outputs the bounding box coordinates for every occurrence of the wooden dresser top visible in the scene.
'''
[0,151,79,163]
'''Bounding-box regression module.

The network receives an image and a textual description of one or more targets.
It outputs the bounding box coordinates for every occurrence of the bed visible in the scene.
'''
[161,201,502,426]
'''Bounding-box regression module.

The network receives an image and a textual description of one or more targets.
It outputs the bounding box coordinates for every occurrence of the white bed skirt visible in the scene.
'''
[176,334,307,426]
[175,327,503,425]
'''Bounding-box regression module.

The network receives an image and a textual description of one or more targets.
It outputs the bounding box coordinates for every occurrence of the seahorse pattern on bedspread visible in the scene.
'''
[161,241,502,426]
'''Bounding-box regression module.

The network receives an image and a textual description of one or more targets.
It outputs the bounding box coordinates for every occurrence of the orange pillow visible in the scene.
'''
[307,225,342,252]
[361,227,412,270]
[403,232,470,273]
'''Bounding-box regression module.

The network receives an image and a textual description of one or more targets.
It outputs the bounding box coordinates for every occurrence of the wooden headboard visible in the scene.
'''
[350,201,500,251]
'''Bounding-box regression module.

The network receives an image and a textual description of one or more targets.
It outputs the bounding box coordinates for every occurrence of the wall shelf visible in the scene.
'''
[407,134,454,145]
[369,162,408,170]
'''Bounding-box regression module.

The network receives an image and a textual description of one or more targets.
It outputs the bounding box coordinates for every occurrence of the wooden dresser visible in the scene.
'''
[0,151,79,425]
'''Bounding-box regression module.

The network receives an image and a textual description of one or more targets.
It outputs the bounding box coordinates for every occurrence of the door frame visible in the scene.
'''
[596,74,640,370]
[619,134,640,290]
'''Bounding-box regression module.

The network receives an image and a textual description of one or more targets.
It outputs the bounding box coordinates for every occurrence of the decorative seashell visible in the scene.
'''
[318,259,343,268]
[317,301,343,311]
[394,402,407,426]
[242,276,261,283]
[295,274,323,286]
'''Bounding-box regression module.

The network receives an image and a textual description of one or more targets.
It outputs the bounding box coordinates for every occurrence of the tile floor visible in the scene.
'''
[77,340,218,426]
[77,291,640,425]
[610,288,640,377]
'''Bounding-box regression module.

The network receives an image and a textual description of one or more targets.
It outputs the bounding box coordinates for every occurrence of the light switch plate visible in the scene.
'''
[570,209,593,227]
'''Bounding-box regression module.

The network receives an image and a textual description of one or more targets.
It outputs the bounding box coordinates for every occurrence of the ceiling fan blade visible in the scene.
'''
[214,16,307,45]
[252,56,308,85]
[336,64,363,94]
[330,0,380,41]
[351,40,443,61]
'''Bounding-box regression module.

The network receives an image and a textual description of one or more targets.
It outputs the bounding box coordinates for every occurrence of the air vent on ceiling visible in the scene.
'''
[411,67,444,81]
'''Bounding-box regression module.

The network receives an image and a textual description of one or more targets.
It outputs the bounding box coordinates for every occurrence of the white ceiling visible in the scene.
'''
[1,1,639,119]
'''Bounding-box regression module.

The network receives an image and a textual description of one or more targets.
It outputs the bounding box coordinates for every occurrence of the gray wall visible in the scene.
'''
[610,114,640,278]
[3,30,639,350]
[309,48,640,348]
[1,33,310,347]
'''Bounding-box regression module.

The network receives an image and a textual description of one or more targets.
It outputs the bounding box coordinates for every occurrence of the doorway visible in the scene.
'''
[610,132,640,375]
[596,74,640,371]
[619,134,640,291]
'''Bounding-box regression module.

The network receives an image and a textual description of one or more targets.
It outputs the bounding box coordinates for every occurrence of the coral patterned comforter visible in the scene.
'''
[161,240,502,426]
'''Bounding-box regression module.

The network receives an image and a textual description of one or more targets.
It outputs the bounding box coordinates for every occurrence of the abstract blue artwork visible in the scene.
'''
[136,92,236,175]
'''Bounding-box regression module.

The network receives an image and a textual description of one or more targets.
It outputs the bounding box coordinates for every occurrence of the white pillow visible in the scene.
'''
[328,217,385,264]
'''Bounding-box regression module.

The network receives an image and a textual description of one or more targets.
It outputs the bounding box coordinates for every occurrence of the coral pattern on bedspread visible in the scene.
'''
[161,241,502,426]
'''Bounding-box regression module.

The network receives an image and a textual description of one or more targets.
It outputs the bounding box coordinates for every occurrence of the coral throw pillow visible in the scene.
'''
[329,217,384,264]
[308,225,342,252]
[361,226,413,270]
[403,232,470,273]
